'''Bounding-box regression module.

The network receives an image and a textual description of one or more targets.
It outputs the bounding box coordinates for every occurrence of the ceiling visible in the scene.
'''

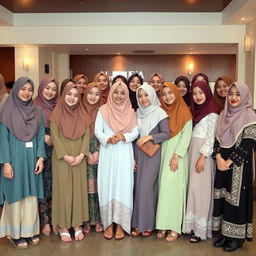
[0,0,232,13]
[42,43,237,55]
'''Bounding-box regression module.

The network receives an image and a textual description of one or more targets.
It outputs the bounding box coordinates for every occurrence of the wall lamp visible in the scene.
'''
[188,62,194,75]
[23,57,30,71]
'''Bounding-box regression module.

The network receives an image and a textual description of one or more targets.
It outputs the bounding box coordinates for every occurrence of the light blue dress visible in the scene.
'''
[95,111,139,234]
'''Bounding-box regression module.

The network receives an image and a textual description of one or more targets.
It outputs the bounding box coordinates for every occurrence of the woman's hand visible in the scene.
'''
[63,155,75,165]
[92,151,99,164]
[71,153,85,166]
[44,135,53,146]
[3,163,14,179]
[87,152,94,165]
[216,153,229,171]
[113,134,125,142]
[134,161,138,172]
[195,154,206,173]
[169,154,179,172]
[107,136,119,144]
[35,157,44,175]
[136,135,153,148]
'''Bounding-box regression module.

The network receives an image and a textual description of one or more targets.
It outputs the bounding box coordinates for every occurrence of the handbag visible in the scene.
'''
[139,140,160,157]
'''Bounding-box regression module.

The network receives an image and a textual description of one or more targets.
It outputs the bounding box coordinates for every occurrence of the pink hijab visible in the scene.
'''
[99,81,137,134]
[217,82,256,148]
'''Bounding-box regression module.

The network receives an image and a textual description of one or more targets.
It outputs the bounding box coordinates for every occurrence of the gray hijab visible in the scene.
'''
[0,76,41,142]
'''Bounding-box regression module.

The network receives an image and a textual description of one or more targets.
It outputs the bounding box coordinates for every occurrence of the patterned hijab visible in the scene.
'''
[136,83,168,137]
[214,76,232,113]
[83,82,102,138]
[0,74,7,102]
[191,72,209,85]
[0,77,41,142]
[160,82,192,138]
[174,75,191,107]
[34,77,59,128]
[93,72,110,105]
[50,82,88,140]
[191,80,219,126]
[100,81,137,134]
[217,82,256,148]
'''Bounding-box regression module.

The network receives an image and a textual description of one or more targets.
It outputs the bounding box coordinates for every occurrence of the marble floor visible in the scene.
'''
[0,204,256,256]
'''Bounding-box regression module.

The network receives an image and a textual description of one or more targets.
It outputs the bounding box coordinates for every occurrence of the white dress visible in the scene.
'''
[94,111,139,234]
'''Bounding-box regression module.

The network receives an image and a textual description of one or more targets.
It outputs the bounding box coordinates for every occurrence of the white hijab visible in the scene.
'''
[136,83,168,137]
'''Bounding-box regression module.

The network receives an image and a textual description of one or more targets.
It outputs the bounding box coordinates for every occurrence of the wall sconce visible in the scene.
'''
[244,35,251,53]
[188,62,194,75]
[23,57,30,71]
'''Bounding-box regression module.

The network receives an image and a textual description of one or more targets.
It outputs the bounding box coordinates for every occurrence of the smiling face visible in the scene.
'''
[150,75,162,92]
[162,86,176,106]
[216,79,230,98]
[87,86,101,105]
[227,85,241,108]
[129,76,141,92]
[192,86,206,105]
[42,81,57,101]
[112,85,126,104]
[96,75,108,90]
[64,87,79,107]
[76,77,87,93]
[176,80,188,97]
[138,88,151,107]
[18,82,33,102]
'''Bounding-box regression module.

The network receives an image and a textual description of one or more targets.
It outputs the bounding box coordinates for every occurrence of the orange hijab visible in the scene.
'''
[50,82,89,140]
[160,82,192,138]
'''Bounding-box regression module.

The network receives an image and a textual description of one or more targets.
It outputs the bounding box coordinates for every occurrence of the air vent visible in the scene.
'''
[133,50,155,54]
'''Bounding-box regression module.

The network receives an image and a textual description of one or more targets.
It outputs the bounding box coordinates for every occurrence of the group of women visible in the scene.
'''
[0,71,255,253]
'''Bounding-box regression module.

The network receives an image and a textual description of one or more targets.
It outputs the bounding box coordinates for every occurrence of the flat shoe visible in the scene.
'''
[166,231,179,242]
[213,237,228,248]
[74,229,84,241]
[60,232,72,242]
[95,223,103,233]
[131,228,141,237]
[8,237,28,250]
[26,235,40,245]
[142,230,153,238]
[223,240,242,252]
[157,230,166,239]
[189,235,201,243]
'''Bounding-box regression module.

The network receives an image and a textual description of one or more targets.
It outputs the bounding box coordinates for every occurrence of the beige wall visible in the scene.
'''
[245,18,256,107]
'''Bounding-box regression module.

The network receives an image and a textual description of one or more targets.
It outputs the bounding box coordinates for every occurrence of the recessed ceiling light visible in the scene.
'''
[241,17,246,21]
[190,47,194,50]
[84,48,88,51]
[117,53,121,55]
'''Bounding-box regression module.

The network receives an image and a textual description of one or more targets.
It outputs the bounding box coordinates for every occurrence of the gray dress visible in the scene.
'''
[132,118,170,232]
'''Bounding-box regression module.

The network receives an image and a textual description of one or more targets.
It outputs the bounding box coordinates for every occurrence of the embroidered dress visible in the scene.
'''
[212,124,256,242]
[185,113,218,239]
[87,135,101,224]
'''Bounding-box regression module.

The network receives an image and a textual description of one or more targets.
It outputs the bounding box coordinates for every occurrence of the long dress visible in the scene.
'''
[0,117,45,239]
[212,124,256,242]
[39,127,54,225]
[132,118,170,232]
[185,113,218,239]
[156,120,192,234]
[51,122,89,228]
[87,135,101,224]
[94,111,139,234]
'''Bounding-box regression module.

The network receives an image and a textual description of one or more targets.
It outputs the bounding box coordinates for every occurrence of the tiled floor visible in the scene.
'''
[0,203,256,256]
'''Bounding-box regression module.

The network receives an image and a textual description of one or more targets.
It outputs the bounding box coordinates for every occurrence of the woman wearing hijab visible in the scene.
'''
[127,73,143,111]
[82,82,103,234]
[112,75,128,85]
[60,79,74,96]
[185,80,219,243]
[73,74,89,96]
[213,76,232,113]
[156,83,192,242]
[0,74,9,111]
[93,72,110,104]
[174,75,191,107]
[191,72,209,86]
[95,81,138,240]
[131,84,170,238]
[50,82,90,242]
[149,73,165,97]
[34,77,59,236]
[0,77,45,249]
[212,82,256,252]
